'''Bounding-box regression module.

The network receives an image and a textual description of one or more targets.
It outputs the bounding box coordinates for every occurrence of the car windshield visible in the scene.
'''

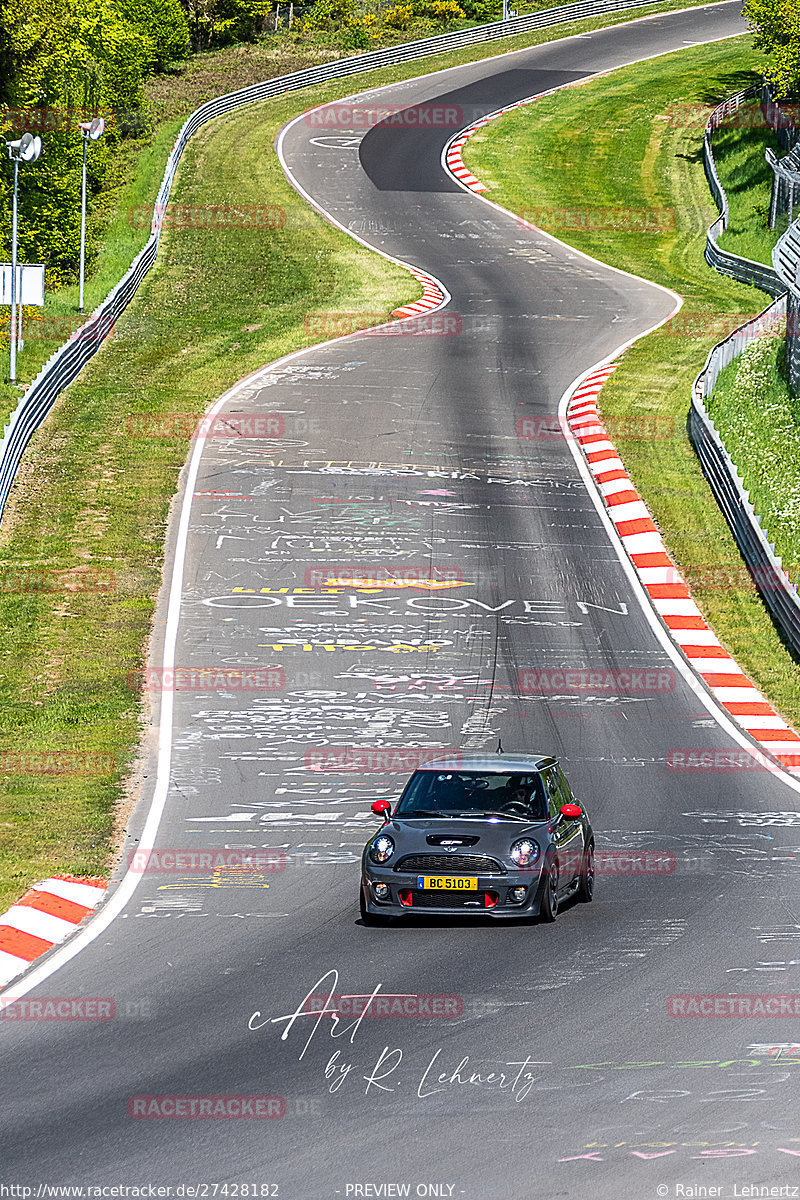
[395,770,548,821]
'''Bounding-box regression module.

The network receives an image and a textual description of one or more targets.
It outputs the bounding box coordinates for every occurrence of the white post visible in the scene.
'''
[79,133,88,312]
[9,159,19,383]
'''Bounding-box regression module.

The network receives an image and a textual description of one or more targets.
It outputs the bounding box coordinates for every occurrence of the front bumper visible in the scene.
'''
[361,866,547,920]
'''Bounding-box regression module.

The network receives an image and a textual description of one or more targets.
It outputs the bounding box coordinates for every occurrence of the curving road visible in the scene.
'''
[5,4,800,1197]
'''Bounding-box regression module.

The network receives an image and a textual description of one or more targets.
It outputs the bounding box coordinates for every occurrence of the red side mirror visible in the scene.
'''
[371,799,392,820]
[560,803,583,820]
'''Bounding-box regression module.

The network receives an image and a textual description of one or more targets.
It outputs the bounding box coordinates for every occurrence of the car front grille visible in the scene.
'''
[410,890,496,909]
[395,854,504,875]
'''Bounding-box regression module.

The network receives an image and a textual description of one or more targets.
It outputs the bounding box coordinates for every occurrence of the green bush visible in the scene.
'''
[457,0,498,18]
[298,0,358,31]
[338,22,371,46]
[117,0,191,69]
[181,0,273,50]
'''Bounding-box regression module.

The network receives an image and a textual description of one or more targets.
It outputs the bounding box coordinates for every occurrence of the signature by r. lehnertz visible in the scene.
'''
[248,969,543,1102]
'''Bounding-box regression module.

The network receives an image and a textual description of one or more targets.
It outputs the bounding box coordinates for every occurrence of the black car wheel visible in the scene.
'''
[360,885,390,926]
[539,860,559,923]
[576,842,595,903]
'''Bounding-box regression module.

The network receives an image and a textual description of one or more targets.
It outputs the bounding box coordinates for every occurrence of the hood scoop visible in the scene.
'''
[426,834,480,847]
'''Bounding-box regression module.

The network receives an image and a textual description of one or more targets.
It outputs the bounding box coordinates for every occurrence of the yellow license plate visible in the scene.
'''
[417,875,477,891]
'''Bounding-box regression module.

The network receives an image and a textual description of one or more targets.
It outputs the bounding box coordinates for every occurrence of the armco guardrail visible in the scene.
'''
[762,81,799,152]
[703,86,784,296]
[693,88,800,658]
[690,296,800,656]
[772,211,800,392]
[0,0,669,523]
[762,83,800,229]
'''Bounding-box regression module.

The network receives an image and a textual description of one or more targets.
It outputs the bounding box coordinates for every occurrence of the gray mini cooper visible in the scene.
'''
[359,753,594,924]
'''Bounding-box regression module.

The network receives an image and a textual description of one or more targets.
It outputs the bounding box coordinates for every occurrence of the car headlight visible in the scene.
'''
[369,834,395,864]
[510,838,540,868]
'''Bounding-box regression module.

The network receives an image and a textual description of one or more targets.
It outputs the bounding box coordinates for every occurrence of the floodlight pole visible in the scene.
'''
[9,156,19,382]
[79,134,88,312]
[77,119,105,313]
[5,133,42,382]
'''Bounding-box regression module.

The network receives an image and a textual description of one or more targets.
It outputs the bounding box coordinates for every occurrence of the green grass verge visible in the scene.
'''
[465,35,800,730]
[0,0,722,425]
[0,0,745,913]
[0,95,417,913]
[0,116,189,432]
[707,336,800,582]
[714,98,785,263]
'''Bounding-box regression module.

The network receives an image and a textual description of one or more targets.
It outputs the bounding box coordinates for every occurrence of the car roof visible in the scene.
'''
[416,753,557,773]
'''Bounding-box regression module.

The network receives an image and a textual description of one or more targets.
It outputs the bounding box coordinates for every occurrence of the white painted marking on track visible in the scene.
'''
[3,0,756,998]
[434,29,800,792]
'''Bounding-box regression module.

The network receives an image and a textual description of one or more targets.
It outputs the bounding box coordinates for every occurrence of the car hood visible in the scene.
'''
[374,816,551,856]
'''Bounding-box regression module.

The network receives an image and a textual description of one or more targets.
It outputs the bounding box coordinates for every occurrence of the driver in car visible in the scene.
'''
[505,783,532,808]
[501,779,547,819]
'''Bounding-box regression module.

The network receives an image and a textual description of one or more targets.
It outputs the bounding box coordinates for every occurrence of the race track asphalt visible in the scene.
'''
[7,5,800,1197]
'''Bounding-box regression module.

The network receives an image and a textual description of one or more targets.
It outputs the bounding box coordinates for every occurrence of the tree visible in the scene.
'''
[116,0,191,71]
[745,0,800,97]
[180,0,272,51]
[0,0,150,285]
